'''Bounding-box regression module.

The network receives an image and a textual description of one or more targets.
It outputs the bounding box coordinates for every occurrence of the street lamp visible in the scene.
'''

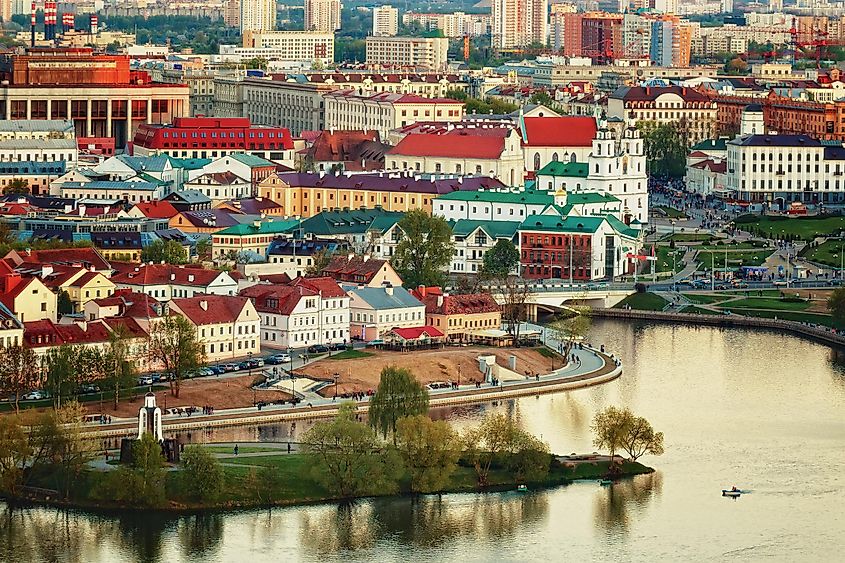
[248,351,254,406]
[333,372,339,399]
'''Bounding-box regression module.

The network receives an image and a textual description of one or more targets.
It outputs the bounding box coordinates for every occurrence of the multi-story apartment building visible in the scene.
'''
[242,80,332,135]
[491,0,548,49]
[550,4,578,53]
[236,31,335,65]
[365,37,449,71]
[240,0,276,36]
[715,95,845,141]
[650,15,693,67]
[305,0,341,32]
[402,11,491,37]
[607,85,717,144]
[323,91,463,139]
[0,48,189,148]
[372,5,399,36]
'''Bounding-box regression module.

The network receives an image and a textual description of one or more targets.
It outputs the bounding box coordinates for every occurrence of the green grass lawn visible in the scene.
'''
[680,305,721,315]
[682,293,727,304]
[654,246,685,274]
[535,346,564,360]
[327,349,374,360]
[201,445,285,454]
[730,309,843,329]
[724,289,785,297]
[695,249,773,269]
[0,385,168,413]
[718,297,810,311]
[665,233,715,243]
[614,292,668,311]
[696,242,770,251]
[655,206,687,219]
[734,214,845,241]
[800,239,845,268]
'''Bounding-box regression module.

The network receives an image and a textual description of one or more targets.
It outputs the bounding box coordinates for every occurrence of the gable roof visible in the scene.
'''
[387,133,505,159]
[111,264,232,287]
[170,295,250,325]
[213,218,300,236]
[390,325,444,340]
[536,161,590,178]
[321,255,391,284]
[347,286,422,310]
[239,284,315,316]
[418,292,501,316]
[132,200,179,219]
[299,208,404,236]
[4,247,111,272]
[450,219,520,239]
[521,116,596,147]
[290,276,346,298]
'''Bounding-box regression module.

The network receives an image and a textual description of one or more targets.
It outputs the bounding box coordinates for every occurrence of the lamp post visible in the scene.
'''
[333,372,339,399]
[248,351,254,405]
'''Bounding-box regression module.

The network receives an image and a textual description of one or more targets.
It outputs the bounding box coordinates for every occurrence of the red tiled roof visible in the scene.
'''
[257,272,291,284]
[388,133,505,159]
[102,316,148,339]
[521,116,596,147]
[691,159,727,173]
[90,290,160,319]
[23,319,116,348]
[419,292,501,315]
[240,284,314,316]
[171,295,250,325]
[132,200,179,219]
[111,264,227,287]
[4,248,111,272]
[689,150,709,158]
[290,276,346,298]
[321,255,388,284]
[390,325,444,340]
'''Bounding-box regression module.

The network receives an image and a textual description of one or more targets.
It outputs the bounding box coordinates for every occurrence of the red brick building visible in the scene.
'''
[715,93,845,140]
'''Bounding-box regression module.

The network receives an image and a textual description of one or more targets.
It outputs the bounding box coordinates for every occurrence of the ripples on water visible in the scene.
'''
[1,320,843,562]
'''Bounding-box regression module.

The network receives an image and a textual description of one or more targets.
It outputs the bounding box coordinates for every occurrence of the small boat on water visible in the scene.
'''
[516,484,528,492]
[722,488,742,498]
[599,479,613,486]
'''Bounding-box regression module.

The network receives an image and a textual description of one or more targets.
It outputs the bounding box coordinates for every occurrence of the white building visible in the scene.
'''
[111,264,239,302]
[491,0,548,49]
[0,138,77,165]
[170,295,260,362]
[232,31,335,65]
[365,36,449,71]
[372,5,399,37]
[182,171,252,203]
[240,0,276,36]
[346,285,426,341]
[240,276,350,349]
[305,0,341,32]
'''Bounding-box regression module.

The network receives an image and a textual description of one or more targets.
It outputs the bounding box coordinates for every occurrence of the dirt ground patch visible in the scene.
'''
[300,346,559,397]
[81,375,291,418]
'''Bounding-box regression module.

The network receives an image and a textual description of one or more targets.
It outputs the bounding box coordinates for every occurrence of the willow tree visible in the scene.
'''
[147,315,205,398]
[368,366,429,442]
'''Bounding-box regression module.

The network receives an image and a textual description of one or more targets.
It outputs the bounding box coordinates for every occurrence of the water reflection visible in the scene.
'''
[178,514,224,558]
[592,472,663,535]
[299,503,378,554]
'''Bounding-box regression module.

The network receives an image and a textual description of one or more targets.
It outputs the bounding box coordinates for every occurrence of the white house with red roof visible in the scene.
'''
[3,247,112,275]
[346,285,425,341]
[0,260,57,323]
[239,276,350,349]
[521,115,597,174]
[386,127,524,186]
[169,295,260,362]
[111,264,239,302]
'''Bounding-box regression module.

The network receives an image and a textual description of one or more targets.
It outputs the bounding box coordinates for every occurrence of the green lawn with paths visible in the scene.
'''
[695,249,773,269]
[654,246,685,274]
[328,349,374,360]
[718,297,811,311]
[655,206,687,219]
[682,293,727,304]
[665,233,715,243]
[614,292,668,311]
[800,239,845,268]
[734,214,845,241]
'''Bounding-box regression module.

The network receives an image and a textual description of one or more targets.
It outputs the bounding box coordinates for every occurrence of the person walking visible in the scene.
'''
[233,444,239,456]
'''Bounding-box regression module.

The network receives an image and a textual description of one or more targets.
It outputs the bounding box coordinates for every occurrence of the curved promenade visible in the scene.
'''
[80,344,622,440]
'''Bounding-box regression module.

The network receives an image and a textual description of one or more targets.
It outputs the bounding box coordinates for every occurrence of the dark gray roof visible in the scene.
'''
[729,135,822,147]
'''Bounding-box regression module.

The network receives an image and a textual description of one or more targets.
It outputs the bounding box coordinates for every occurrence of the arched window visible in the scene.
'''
[533,153,541,170]
[570,153,577,163]
[552,152,559,162]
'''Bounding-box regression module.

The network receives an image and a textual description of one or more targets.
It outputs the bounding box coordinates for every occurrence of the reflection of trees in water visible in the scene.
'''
[178,514,224,558]
[593,472,663,535]
[0,505,115,562]
[113,511,171,562]
[826,349,845,385]
[299,502,378,554]
[299,493,548,554]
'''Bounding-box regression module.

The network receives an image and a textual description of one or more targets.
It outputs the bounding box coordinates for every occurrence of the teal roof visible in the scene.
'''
[115,155,171,173]
[535,162,590,178]
[566,192,620,204]
[229,153,275,167]
[347,286,422,310]
[436,189,552,205]
[690,138,728,152]
[520,215,604,234]
[136,172,168,185]
[214,218,300,236]
[605,215,641,239]
[167,156,212,170]
[299,208,404,236]
[451,219,520,239]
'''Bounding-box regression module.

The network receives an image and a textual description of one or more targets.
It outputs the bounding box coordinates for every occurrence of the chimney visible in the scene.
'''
[188,274,195,282]
[436,294,444,308]
[41,265,53,278]
[362,253,370,262]
[199,300,208,311]
[347,252,354,262]
[417,284,426,297]
[170,273,176,281]
[385,286,394,296]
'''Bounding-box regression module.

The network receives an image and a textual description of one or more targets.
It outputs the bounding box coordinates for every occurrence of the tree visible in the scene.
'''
[42,344,81,408]
[828,287,845,323]
[395,415,460,493]
[620,414,664,461]
[462,412,518,486]
[301,403,402,498]
[725,56,749,75]
[195,238,212,261]
[0,345,39,414]
[368,366,430,441]
[591,406,634,463]
[506,429,551,482]
[57,290,74,315]
[141,239,188,265]
[392,210,454,288]
[480,239,520,279]
[125,433,167,506]
[102,325,138,410]
[50,401,96,498]
[499,275,533,344]
[547,308,591,358]
[2,178,30,195]
[639,122,688,178]
[180,446,224,502]
[147,315,205,398]
[305,248,333,276]
[0,415,30,493]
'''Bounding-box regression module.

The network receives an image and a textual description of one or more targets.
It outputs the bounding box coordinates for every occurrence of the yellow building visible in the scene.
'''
[211,218,302,259]
[412,287,502,342]
[0,263,57,323]
[257,172,505,218]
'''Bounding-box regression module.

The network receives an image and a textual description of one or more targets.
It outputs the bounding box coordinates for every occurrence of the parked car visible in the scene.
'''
[138,376,154,386]
[220,363,237,372]
[307,344,329,354]
[732,281,749,289]
[330,342,347,351]
[773,280,788,287]
[78,384,100,395]
[253,358,265,367]
[206,365,224,375]
[266,354,292,364]
[22,390,47,401]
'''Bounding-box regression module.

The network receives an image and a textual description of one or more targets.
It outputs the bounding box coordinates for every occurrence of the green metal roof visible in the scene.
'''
[436,189,553,205]
[605,215,641,239]
[690,138,728,152]
[167,156,212,170]
[520,215,604,233]
[228,153,275,167]
[451,219,521,238]
[566,192,620,204]
[214,218,300,236]
[535,161,590,178]
[299,208,404,236]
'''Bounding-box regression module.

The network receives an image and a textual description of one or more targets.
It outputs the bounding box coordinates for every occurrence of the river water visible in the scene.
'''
[2,319,844,562]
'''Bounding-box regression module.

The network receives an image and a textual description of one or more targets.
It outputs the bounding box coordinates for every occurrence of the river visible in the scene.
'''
[2,319,844,562]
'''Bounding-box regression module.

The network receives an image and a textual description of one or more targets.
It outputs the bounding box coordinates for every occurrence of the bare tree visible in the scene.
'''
[498,275,533,345]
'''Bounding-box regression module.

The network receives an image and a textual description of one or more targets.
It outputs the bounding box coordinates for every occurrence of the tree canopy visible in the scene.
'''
[395,415,460,493]
[639,122,688,178]
[481,239,520,279]
[392,210,454,288]
[142,239,188,265]
[147,315,205,397]
[828,287,845,323]
[368,366,430,441]
[592,406,664,463]
[180,446,224,502]
[462,412,549,485]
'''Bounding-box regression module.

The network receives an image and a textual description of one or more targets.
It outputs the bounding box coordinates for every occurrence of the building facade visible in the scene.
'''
[305,0,341,32]
[240,0,276,36]
[372,5,399,37]
[365,37,449,71]
[491,0,548,49]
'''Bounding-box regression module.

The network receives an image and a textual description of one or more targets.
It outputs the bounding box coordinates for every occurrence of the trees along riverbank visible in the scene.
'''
[0,368,659,511]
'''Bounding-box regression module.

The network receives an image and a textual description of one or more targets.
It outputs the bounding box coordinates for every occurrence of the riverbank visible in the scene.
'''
[591,307,845,348]
[4,452,653,514]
